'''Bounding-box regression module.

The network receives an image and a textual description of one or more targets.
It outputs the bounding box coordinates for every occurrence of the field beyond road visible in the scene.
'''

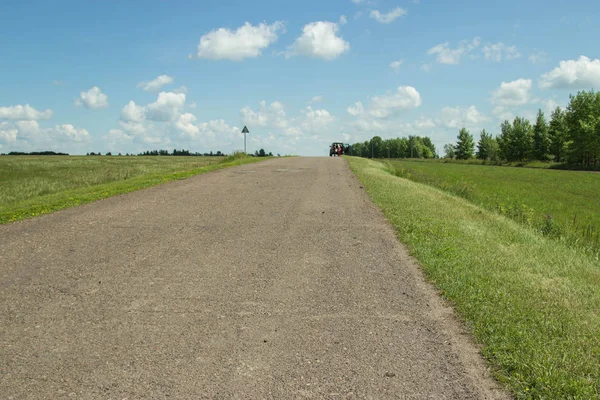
[0,157,507,399]
[387,159,600,254]
[0,155,264,224]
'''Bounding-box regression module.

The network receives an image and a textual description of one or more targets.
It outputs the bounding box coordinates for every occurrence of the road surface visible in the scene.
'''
[0,157,509,399]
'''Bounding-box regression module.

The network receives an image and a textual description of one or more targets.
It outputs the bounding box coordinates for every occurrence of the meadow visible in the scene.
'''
[386,159,600,254]
[0,154,263,223]
[346,156,600,399]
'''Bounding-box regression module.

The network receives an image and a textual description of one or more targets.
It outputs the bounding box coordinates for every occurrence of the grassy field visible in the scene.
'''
[346,156,600,399]
[0,155,266,224]
[386,159,600,255]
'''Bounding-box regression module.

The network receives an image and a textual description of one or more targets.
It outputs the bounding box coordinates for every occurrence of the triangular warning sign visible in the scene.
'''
[241,126,249,133]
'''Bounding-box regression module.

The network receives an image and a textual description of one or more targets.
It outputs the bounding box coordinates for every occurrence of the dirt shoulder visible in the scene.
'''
[0,157,510,399]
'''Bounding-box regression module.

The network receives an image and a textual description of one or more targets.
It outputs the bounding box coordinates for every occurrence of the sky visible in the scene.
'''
[1,0,599,156]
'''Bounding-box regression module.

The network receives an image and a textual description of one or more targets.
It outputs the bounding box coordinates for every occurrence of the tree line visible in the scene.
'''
[446,89,600,167]
[349,135,438,159]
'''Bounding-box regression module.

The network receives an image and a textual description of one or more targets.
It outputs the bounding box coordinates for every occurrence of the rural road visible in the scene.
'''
[0,157,509,399]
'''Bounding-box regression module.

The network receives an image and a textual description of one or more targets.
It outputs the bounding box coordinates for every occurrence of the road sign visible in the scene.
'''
[241,126,249,153]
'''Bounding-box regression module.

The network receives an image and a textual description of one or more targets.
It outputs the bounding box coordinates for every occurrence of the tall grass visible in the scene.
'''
[0,155,264,223]
[386,160,600,256]
[347,156,600,399]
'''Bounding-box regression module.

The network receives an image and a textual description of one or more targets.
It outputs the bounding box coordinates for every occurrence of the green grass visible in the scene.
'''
[0,154,267,224]
[385,159,600,255]
[346,156,600,399]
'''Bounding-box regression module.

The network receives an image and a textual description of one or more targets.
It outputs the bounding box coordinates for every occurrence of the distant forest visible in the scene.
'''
[350,89,600,169]
[1,148,276,157]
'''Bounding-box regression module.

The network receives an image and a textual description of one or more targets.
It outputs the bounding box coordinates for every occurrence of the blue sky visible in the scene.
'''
[1,0,599,156]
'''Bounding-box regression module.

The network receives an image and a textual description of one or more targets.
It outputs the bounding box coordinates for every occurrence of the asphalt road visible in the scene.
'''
[0,157,510,399]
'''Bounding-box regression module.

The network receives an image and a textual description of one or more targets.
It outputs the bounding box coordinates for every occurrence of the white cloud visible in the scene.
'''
[390,60,404,72]
[300,106,335,133]
[0,104,53,120]
[339,15,348,25]
[137,75,174,92]
[241,100,295,134]
[310,95,323,104]
[172,85,187,94]
[483,43,520,62]
[78,87,109,109]
[119,121,147,135]
[195,21,285,61]
[1,120,89,151]
[52,80,65,86]
[55,124,90,142]
[438,105,488,129]
[491,78,532,107]
[120,101,146,122]
[369,86,422,118]
[529,50,547,64]
[427,37,480,64]
[370,7,407,24]
[0,122,18,144]
[421,63,432,72]
[288,21,350,60]
[539,56,600,89]
[175,113,200,136]
[104,129,135,150]
[347,101,364,116]
[413,117,436,129]
[146,91,186,121]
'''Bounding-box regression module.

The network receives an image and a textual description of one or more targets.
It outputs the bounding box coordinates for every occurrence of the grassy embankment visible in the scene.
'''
[0,154,267,224]
[346,156,600,399]
[386,159,600,255]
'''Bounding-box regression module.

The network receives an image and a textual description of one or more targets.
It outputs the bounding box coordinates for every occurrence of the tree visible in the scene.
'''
[564,90,600,166]
[476,129,498,161]
[548,106,567,162]
[454,128,475,160]
[444,143,456,159]
[532,109,551,161]
[512,116,534,161]
[259,148,266,157]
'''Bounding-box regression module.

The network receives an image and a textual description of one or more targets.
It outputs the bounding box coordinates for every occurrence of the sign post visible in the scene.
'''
[241,126,249,154]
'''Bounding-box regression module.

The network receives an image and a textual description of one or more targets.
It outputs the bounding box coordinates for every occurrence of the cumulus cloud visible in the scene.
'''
[300,106,335,133]
[194,21,285,61]
[0,120,89,151]
[288,21,350,60]
[137,75,174,92]
[347,101,364,116]
[78,87,109,109]
[0,122,18,144]
[310,95,323,104]
[390,60,403,72]
[146,92,186,121]
[538,56,600,89]
[491,78,533,107]
[437,105,488,129]
[427,37,480,64]
[240,100,299,135]
[120,101,146,122]
[483,43,520,62]
[0,104,53,120]
[529,50,547,64]
[369,86,422,118]
[55,124,90,142]
[175,113,200,136]
[370,7,407,24]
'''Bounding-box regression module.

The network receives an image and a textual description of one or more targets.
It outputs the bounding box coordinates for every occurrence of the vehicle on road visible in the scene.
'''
[330,142,350,156]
